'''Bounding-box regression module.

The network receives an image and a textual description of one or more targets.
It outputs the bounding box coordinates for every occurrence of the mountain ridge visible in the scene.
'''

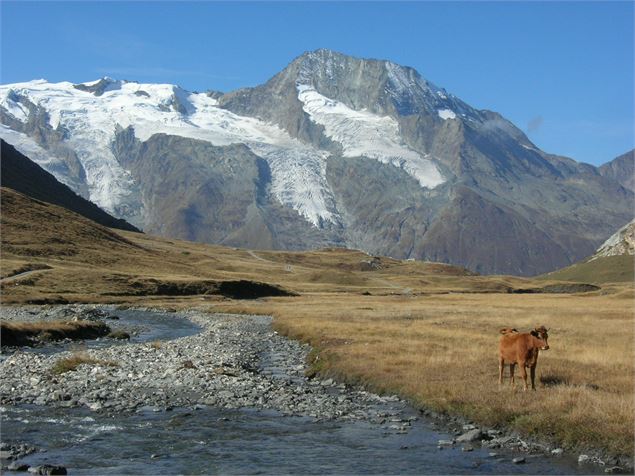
[1,49,632,275]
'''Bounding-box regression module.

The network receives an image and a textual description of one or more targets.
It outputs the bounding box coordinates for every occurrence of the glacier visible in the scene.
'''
[0,79,340,227]
[0,75,446,229]
[296,84,445,189]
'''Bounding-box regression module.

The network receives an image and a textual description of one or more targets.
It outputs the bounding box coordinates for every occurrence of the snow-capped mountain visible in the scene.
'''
[0,77,340,227]
[1,49,632,275]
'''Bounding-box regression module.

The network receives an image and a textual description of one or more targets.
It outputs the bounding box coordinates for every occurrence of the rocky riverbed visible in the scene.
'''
[0,305,628,474]
[1,307,403,420]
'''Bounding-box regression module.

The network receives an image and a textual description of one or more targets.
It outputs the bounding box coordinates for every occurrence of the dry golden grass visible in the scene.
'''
[208,291,635,457]
[1,320,110,346]
[2,188,633,458]
[51,351,118,374]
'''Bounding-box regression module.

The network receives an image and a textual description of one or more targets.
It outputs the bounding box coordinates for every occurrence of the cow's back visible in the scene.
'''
[499,333,531,361]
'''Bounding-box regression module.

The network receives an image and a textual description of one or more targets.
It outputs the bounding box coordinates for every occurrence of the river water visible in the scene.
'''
[5,308,203,357]
[1,309,602,475]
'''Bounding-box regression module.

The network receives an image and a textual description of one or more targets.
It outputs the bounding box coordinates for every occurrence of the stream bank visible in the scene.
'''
[0,305,612,474]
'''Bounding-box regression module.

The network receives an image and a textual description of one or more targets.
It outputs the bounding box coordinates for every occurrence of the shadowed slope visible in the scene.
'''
[0,187,145,262]
[0,139,140,233]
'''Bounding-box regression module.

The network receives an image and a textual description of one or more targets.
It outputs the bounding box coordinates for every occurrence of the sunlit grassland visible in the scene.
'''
[208,290,635,457]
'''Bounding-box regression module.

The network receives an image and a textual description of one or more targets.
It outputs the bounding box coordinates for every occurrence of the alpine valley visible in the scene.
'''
[1,49,632,276]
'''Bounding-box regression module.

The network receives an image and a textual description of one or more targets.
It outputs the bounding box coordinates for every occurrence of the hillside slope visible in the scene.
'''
[540,220,635,283]
[0,140,140,233]
[1,187,577,304]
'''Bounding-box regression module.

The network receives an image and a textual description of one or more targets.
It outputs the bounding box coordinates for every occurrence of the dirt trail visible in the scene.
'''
[247,250,268,262]
[1,269,50,284]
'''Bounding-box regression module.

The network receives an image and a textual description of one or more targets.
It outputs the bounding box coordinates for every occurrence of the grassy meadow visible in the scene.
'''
[1,188,634,458]
[209,291,634,457]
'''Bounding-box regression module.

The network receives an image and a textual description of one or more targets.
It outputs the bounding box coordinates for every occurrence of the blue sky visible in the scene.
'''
[1,1,633,166]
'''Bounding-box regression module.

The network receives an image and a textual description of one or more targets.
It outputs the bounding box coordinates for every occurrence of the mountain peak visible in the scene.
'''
[287,49,468,119]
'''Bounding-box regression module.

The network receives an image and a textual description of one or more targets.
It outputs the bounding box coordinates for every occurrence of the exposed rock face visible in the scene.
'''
[592,220,635,259]
[0,49,632,275]
[111,128,342,249]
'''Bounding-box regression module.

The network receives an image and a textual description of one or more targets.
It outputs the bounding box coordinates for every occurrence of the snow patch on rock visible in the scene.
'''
[296,84,445,189]
[437,109,456,120]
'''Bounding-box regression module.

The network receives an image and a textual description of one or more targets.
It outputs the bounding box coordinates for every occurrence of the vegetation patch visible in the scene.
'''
[23,296,70,305]
[106,330,130,340]
[1,320,111,347]
[52,352,118,374]
[107,277,219,296]
[104,277,295,299]
[539,255,635,284]
[217,280,297,299]
[512,283,600,294]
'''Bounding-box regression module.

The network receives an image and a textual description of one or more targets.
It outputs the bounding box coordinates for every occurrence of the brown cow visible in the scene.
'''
[498,326,549,391]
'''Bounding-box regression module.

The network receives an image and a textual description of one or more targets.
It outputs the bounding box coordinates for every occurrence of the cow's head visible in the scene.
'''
[531,325,549,350]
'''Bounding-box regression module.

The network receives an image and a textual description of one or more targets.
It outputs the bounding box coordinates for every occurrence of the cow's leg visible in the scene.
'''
[499,357,505,385]
[530,365,537,390]
[509,363,515,387]
[519,361,528,391]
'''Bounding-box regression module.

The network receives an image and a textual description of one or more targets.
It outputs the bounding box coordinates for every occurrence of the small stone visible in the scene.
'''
[551,448,564,456]
[7,462,30,471]
[456,429,482,443]
[462,445,474,452]
[0,450,13,459]
[512,457,525,464]
[437,439,454,447]
[604,467,622,474]
[578,454,590,464]
[150,454,161,459]
[32,465,67,475]
[488,452,499,457]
